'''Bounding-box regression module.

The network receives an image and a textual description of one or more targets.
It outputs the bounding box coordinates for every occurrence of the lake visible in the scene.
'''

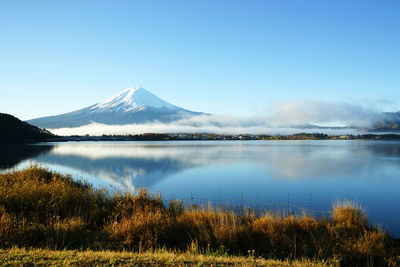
[1,140,400,237]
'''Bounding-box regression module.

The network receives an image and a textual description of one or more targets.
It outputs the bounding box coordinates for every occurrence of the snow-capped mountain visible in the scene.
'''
[27,87,203,129]
[90,86,182,113]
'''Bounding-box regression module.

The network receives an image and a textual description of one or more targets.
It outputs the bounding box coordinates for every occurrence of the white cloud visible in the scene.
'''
[265,100,380,127]
[48,100,384,136]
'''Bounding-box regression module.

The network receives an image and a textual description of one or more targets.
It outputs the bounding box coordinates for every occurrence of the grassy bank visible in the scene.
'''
[0,165,399,266]
[0,247,324,266]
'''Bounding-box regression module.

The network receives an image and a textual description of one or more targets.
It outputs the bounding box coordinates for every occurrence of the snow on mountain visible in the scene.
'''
[27,87,203,129]
[90,86,181,113]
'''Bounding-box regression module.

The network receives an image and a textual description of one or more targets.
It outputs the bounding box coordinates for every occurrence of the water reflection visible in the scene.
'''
[0,144,53,169]
[36,152,194,189]
[24,141,400,189]
[259,142,400,180]
[8,141,394,190]
[8,141,400,236]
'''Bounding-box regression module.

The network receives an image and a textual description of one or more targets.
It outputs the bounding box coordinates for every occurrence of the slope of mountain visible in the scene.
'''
[0,113,55,144]
[27,87,203,129]
[369,112,400,132]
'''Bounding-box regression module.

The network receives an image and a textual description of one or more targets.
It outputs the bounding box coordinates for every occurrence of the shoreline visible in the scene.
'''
[37,132,400,142]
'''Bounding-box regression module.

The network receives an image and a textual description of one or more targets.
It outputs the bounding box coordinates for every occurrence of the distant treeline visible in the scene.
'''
[61,132,400,141]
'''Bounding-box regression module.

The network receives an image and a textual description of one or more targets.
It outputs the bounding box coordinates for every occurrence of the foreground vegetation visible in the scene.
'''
[0,247,325,266]
[0,165,399,266]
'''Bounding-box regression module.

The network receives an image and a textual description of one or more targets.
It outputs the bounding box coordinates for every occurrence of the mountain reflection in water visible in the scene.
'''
[7,140,400,237]
[27,141,400,188]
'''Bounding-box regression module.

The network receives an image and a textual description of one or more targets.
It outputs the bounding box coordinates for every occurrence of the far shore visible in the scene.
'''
[39,132,400,142]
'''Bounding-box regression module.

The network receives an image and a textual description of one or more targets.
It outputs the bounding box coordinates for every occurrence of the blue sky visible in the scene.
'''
[1,0,399,120]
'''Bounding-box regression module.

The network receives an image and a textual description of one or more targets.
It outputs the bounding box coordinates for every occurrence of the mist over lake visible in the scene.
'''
[2,140,400,237]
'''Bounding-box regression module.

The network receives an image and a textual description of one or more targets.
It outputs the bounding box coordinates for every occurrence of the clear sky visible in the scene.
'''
[1,0,399,120]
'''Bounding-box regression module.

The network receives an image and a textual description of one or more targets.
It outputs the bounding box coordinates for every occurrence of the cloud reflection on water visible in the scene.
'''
[27,141,400,192]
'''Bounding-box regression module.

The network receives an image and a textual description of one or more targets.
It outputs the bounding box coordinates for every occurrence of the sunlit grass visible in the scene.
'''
[0,247,326,266]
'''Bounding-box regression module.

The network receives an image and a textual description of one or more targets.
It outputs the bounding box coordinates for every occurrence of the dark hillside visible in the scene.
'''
[0,113,56,144]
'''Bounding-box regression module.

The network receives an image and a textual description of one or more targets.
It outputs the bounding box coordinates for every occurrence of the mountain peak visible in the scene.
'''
[27,86,203,129]
[121,86,145,94]
[92,87,179,112]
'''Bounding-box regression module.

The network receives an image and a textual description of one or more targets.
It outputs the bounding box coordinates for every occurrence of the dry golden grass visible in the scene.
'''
[0,165,399,266]
[0,247,326,266]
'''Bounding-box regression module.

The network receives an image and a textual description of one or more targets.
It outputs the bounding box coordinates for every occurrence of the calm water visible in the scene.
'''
[2,140,400,237]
